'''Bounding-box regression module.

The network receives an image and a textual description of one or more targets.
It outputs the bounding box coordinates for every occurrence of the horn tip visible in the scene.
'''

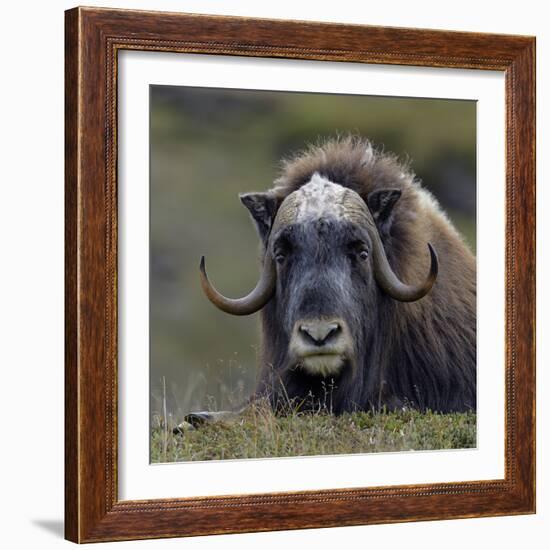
[427,242,439,277]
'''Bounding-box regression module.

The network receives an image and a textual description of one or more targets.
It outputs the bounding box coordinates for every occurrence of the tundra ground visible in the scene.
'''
[151,402,476,463]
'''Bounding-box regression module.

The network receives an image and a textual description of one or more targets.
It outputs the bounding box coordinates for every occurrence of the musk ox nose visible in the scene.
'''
[299,321,341,346]
[290,318,351,377]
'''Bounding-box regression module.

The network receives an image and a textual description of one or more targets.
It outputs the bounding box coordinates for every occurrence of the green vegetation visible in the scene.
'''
[151,402,476,463]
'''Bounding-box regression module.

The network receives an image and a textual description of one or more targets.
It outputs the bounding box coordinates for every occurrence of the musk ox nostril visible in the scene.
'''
[299,321,341,346]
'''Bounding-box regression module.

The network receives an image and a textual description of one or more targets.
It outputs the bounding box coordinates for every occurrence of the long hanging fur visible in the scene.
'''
[256,136,476,413]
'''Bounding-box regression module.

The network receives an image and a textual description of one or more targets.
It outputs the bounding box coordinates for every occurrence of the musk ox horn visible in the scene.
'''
[368,225,438,302]
[199,253,276,315]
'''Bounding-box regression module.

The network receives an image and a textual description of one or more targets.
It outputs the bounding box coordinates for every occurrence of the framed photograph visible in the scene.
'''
[65,6,535,543]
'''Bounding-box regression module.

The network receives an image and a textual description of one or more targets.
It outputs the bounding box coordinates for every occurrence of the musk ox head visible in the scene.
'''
[199,171,438,381]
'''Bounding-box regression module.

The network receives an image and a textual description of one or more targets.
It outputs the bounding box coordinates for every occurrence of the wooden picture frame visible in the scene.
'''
[65,6,536,543]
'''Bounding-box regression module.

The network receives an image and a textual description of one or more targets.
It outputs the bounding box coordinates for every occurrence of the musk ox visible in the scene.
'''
[198,136,476,417]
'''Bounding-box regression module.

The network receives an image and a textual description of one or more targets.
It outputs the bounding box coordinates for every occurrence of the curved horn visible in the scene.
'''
[369,226,438,302]
[199,253,276,315]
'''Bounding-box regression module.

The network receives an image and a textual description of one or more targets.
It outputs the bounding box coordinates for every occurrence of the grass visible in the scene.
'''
[151,400,476,463]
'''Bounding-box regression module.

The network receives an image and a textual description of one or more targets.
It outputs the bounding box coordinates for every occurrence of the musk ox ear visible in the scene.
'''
[239,192,279,243]
[367,188,402,234]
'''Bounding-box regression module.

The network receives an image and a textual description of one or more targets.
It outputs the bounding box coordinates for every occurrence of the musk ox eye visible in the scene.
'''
[347,240,369,262]
[273,236,291,265]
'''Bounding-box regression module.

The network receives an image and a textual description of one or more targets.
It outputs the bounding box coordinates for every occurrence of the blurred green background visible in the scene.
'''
[150,85,476,422]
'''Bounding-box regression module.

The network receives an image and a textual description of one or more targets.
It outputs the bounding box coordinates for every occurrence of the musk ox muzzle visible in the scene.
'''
[289,318,353,377]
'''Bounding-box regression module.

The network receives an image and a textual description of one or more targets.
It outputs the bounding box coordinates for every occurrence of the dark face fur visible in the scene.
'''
[245,174,380,386]
[269,217,376,379]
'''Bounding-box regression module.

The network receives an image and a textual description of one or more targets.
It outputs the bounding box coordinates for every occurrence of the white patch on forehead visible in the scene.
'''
[272,172,371,230]
[293,173,351,221]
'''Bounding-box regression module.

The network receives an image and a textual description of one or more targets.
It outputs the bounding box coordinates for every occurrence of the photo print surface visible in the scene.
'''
[150,85,476,463]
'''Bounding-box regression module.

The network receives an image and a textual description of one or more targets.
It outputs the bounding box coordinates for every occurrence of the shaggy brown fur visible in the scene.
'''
[256,136,476,412]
